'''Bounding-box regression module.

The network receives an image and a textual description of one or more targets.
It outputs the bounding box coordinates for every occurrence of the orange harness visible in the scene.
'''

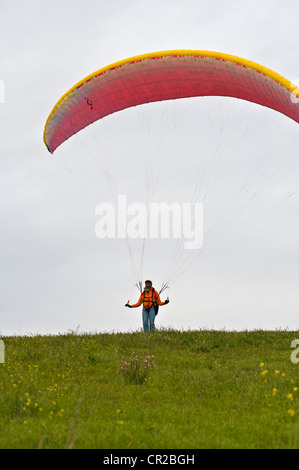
[141,288,159,314]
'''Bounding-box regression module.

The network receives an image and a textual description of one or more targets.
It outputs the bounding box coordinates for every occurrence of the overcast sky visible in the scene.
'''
[1,0,299,336]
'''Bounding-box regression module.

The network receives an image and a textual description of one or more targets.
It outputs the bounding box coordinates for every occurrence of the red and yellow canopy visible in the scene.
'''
[44,50,299,153]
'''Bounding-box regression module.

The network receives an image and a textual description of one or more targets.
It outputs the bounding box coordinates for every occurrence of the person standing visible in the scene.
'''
[125,280,169,332]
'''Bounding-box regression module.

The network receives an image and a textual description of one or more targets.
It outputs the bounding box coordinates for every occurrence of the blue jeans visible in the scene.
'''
[142,307,156,332]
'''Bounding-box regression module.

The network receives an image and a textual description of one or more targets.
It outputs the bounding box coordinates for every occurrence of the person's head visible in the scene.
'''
[144,279,152,291]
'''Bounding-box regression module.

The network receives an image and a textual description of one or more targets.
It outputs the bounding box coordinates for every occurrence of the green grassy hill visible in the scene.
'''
[0,328,298,449]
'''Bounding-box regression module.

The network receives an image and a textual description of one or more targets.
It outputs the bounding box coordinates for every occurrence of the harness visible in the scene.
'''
[141,288,159,316]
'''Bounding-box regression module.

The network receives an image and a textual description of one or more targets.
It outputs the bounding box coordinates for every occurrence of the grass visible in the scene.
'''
[0,328,299,449]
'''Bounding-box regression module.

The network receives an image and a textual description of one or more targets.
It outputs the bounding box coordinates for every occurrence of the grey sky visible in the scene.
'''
[1,0,299,335]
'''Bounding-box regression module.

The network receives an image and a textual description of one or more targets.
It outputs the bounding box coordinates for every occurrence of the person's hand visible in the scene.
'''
[164,299,169,305]
[125,303,132,308]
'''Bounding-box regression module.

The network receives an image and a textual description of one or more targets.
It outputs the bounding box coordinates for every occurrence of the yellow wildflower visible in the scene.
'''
[288,409,295,417]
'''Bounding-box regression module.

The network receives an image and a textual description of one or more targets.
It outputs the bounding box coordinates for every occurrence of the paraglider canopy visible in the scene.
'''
[44,50,299,154]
